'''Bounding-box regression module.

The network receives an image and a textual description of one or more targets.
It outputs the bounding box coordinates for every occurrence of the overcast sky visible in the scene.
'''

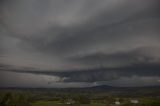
[0,0,160,88]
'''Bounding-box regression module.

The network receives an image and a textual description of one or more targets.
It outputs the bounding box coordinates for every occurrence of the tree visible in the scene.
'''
[76,95,91,104]
[0,93,12,106]
[0,92,31,106]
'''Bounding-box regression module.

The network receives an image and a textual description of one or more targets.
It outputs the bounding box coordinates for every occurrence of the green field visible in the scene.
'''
[32,101,105,106]
[32,99,160,106]
[32,101,107,106]
[32,101,65,106]
[1,88,160,106]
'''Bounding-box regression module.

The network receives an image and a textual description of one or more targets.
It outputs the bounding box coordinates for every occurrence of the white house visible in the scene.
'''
[65,99,75,104]
[130,99,139,104]
[115,101,121,105]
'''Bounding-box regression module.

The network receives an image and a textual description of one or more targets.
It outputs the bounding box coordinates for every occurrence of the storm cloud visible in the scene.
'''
[0,0,160,87]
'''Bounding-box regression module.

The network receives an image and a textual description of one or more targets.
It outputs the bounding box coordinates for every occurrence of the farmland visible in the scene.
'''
[0,86,160,106]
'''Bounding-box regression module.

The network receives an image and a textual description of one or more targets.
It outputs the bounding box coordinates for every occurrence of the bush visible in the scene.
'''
[0,92,31,106]
[75,95,91,104]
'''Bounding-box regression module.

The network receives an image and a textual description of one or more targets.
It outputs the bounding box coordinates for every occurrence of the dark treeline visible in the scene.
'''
[0,92,31,106]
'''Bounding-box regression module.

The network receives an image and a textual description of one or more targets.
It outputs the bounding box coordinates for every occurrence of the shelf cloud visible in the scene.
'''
[0,0,160,87]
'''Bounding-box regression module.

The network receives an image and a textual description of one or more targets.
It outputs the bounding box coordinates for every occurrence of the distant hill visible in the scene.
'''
[1,85,160,97]
[1,85,160,91]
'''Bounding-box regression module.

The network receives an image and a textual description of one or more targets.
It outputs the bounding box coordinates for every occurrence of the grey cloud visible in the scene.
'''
[0,0,160,87]
[28,14,160,57]
[106,76,160,87]
[68,47,160,68]
[1,61,160,83]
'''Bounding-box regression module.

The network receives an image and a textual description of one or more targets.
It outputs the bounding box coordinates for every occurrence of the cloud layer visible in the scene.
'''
[0,0,160,87]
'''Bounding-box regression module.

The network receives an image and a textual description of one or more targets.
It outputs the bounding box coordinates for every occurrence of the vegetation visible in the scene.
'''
[0,87,160,106]
[0,92,31,106]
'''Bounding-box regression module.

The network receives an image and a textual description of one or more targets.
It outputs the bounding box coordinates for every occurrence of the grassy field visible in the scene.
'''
[32,101,107,106]
[1,87,160,106]
[32,99,160,106]
[32,101,65,106]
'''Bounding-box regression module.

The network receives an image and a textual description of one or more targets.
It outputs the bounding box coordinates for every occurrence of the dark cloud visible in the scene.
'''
[0,0,160,87]
[1,61,160,83]
[68,46,160,68]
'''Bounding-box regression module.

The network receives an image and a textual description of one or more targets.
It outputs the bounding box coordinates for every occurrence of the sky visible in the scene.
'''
[0,0,160,88]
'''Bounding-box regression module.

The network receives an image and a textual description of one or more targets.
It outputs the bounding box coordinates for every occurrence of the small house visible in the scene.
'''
[130,99,139,104]
[115,101,120,105]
